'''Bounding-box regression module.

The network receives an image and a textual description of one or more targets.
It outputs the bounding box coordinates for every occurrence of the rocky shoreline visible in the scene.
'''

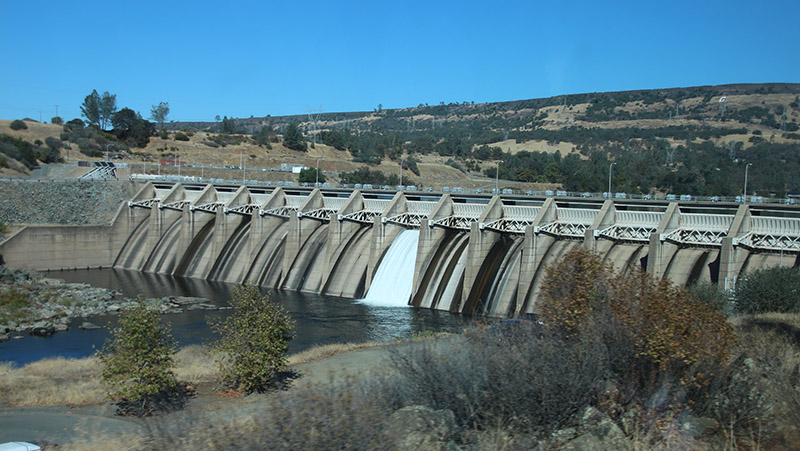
[0,267,224,342]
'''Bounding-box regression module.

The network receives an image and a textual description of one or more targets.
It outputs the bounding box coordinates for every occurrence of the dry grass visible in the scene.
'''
[0,341,392,407]
[60,432,148,451]
[0,357,105,406]
[729,311,800,329]
[287,341,388,366]
[173,345,218,381]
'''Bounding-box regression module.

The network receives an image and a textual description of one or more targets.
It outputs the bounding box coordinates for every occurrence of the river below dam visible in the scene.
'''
[0,269,470,365]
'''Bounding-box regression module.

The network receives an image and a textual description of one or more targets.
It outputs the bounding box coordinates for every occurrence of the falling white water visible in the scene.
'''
[361,229,420,307]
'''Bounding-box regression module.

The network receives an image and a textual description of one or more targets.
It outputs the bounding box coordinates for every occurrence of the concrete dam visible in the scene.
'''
[2,181,799,317]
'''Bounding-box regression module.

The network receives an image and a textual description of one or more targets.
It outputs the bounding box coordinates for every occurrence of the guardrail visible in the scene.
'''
[7,172,793,206]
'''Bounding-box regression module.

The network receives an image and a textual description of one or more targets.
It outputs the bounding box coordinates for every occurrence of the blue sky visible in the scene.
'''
[1,0,798,122]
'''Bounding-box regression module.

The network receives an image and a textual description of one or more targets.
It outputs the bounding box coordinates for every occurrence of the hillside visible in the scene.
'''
[2,83,799,196]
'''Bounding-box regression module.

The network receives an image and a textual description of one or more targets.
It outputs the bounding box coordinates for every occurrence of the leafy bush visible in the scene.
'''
[209,286,294,393]
[540,248,734,390]
[45,136,62,151]
[9,120,27,131]
[298,167,325,184]
[174,132,190,141]
[158,130,168,139]
[688,280,729,312]
[97,300,180,416]
[404,156,420,176]
[734,266,800,314]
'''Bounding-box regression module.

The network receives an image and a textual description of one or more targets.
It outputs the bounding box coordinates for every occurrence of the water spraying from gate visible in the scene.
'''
[360,229,420,307]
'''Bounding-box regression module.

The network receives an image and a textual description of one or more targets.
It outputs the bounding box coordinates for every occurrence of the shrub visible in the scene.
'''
[97,300,180,416]
[734,266,800,314]
[688,280,729,312]
[539,248,611,333]
[9,120,27,131]
[209,286,294,393]
[0,287,31,322]
[388,326,606,433]
[540,248,734,390]
[158,130,168,139]
[174,132,190,141]
[45,136,62,151]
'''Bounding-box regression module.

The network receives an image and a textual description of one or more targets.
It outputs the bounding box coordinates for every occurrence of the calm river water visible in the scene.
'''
[0,269,471,365]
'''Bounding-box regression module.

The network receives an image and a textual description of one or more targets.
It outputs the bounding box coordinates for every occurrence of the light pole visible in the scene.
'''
[743,162,752,203]
[105,144,113,162]
[316,158,324,186]
[240,150,244,183]
[398,159,404,188]
[608,162,616,197]
[495,160,503,194]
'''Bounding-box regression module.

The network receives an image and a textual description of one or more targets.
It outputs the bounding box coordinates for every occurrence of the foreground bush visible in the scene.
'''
[97,300,180,416]
[209,286,294,393]
[540,248,734,392]
[734,266,800,314]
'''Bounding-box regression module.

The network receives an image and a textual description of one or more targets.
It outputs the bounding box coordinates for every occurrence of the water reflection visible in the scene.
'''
[0,269,470,365]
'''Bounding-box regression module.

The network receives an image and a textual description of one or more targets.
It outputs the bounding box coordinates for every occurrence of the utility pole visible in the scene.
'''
[495,160,503,194]
[608,162,616,197]
[398,159,404,188]
[743,163,752,203]
[54,105,59,121]
[316,158,324,186]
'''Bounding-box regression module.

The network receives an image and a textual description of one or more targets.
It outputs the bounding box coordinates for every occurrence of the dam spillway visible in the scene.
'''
[2,181,800,317]
[362,229,419,307]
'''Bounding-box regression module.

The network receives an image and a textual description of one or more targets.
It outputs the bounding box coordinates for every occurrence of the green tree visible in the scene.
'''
[209,286,294,393]
[99,91,118,130]
[282,122,306,151]
[150,102,170,130]
[81,90,117,130]
[51,116,63,125]
[111,108,155,148]
[298,166,325,184]
[80,90,101,127]
[97,300,179,416]
[111,107,140,132]
[253,125,275,148]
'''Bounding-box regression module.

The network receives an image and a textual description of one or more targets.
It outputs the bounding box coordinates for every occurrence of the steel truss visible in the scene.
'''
[128,198,160,209]
[224,204,260,216]
[190,202,224,214]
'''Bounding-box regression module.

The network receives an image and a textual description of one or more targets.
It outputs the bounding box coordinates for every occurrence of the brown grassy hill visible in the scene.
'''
[2,83,798,193]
